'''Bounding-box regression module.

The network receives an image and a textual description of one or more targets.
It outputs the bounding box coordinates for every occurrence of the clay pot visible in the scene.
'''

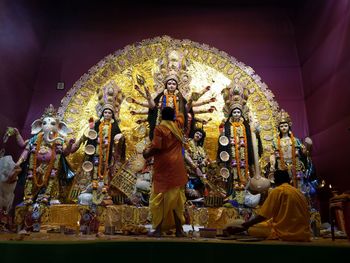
[249,176,271,193]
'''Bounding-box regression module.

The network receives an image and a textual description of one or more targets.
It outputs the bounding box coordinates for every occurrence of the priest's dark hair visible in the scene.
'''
[161,107,175,121]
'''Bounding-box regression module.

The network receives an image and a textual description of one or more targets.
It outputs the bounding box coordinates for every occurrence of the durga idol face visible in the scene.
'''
[231,108,242,122]
[103,109,113,121]
[279,122,290,135]
[166,79,178,93]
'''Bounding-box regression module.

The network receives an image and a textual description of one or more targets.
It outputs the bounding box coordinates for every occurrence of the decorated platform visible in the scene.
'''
[15,204,241,231]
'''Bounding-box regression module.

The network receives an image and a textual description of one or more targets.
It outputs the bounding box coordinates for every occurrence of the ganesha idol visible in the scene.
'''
[5,104,80,208]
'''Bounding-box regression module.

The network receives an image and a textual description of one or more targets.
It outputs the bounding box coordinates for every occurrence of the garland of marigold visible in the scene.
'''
[165,94,178,114]
[98,121,112,180]
[30,133,57,188]
[173,95,178,114]
[232,122,248,184]
[242,123,249,181]
[277,133,297,187]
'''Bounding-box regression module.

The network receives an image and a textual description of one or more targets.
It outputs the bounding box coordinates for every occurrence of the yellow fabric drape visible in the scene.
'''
[159,120,184,143]
[149,186,186,231]
[248,220,272,238]
[258,183,311,241]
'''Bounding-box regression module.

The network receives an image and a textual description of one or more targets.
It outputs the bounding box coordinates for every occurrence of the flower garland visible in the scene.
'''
[30,133,58,188]
[232,122,249,184]
[157,91,179,126]
[242,123,249,179]
[277,132,297,187]
[164,92,178,114]
[98,120,112,180]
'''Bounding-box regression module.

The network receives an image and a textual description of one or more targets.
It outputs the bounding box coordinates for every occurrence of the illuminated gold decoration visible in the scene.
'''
[58,36,281,174]
[153,48,192,97]
[277,109,293,127]
[221,78,248,118]
[96,79,124,119]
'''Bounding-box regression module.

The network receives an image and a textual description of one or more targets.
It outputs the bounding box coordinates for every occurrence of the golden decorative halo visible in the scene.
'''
[59,36,280,177]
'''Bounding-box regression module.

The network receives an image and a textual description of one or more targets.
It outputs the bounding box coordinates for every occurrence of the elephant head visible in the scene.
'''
[31,104,71,143]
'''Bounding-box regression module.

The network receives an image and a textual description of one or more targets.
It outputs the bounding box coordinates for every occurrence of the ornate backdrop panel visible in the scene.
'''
[58,36,280,174]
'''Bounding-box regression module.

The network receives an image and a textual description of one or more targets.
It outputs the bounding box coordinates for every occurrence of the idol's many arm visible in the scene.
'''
[128,97,151,108]
[192,97,216,107]
[194,117,212,125]
[193,105,216,114]
[63,138,78,156]
[144,86,156,109]
[12,128,27,148]
[6,127,29,166]
[133,85,156,109]
[134,85,148,100]
[196,86,211,100]
[130,109,148,115]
